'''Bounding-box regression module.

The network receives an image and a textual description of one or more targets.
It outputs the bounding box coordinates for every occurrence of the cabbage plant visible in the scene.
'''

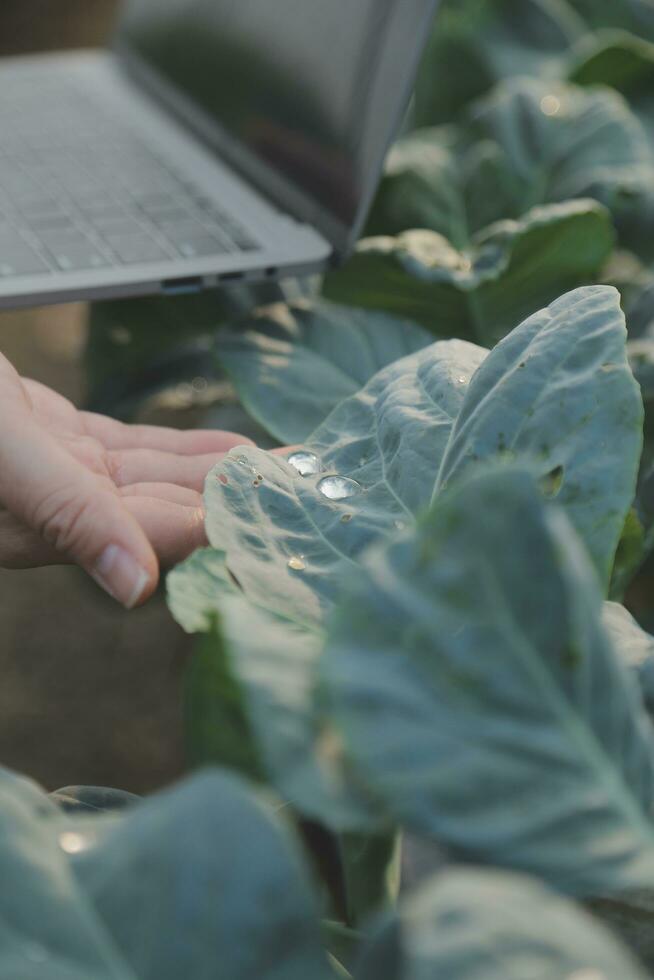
[21,0,654,975]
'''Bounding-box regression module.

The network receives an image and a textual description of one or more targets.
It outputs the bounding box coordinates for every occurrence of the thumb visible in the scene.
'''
[0,416,158,608]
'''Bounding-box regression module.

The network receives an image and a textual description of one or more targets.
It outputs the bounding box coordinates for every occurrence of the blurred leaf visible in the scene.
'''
[49,788,139,815]
[338,831,401,925]
[185,621,264,782]
[468,77,651,212]
[325,202,613,345]
[215,301,432,444]
[84,281,291,419]
[413,0,583,127]
[567,0,654,38]
[358,868,649,980]
[322,466,654,894]
[0,768,132,979]
[72,770,332,980]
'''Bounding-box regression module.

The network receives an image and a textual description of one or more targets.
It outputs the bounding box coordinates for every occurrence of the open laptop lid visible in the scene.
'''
[114,0,440,260]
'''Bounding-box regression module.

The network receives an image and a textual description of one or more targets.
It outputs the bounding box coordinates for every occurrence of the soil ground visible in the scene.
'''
[0,1,188,795]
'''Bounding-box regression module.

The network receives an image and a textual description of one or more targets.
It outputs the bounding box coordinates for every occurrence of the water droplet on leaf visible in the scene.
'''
[394,520,406,531]
[288,451,322,476]
[540,94,561,116]
[318,476,361,500]
[59,831,90,855]
[288,556,306,571]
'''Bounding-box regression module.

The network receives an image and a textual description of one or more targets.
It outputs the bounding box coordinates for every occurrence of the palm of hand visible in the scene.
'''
[0,355,250,604]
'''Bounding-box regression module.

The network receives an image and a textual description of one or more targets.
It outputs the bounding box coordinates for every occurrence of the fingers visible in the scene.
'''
[119,483,203,508]
[0,414,158,608]
[124,497,207,568]
[0,495,205,570]
[108,448,229,493]
[81,411,254,455]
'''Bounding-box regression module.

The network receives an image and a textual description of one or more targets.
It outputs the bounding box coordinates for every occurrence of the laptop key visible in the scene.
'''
[51,245,109,271]
[37,231,109,271]
[0,242,51,277]
[91,214,145,235]
[105,234,172,265]
[26,214,78,232]
[176,235,230,259]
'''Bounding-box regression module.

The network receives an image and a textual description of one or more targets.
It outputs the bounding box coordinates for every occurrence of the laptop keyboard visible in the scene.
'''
[0,72,260,278]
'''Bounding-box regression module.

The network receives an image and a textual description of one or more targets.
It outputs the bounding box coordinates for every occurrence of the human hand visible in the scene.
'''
[0,353,252,608]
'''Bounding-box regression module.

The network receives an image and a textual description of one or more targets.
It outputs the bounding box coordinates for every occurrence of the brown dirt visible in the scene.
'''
[0,2,189,796]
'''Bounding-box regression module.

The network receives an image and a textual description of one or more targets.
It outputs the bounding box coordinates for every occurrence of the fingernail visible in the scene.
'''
[92,545,151,609]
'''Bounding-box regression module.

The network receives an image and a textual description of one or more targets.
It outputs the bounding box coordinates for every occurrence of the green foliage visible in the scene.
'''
[215,301,433,444]
[322,465,654,893]
[326,202,614,344]
[0,767,333,980]
[30,1,654,975]
[358,868,649,980]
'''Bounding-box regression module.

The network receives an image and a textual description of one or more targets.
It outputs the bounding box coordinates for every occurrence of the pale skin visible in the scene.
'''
[0,351,254,609]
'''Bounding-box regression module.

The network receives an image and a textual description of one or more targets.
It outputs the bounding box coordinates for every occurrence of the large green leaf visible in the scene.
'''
[412,0,583,127]
[358,869,649,980]
[200,339,486,616]
[468,77,651,214]
[436,285,643,589]
[168,339,486,824]
[324,201,614,345]
[0,768,132,979]
[72,770,331,980]
[214,301,433,445]
[570,29,654,99]
[365,129,521,243]
[321,466,654,894]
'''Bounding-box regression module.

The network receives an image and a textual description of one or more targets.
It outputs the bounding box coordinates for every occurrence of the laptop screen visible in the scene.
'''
[118,0,437,245]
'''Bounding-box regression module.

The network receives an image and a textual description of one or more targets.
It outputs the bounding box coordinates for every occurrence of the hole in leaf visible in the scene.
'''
[540,465,564,498]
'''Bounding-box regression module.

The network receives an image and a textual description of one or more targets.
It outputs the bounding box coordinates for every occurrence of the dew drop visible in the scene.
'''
[341,513,353,524]
[318,476,361,500]
[59,831,90,855]
[288,555,306,571]
[540,94,562,116]
[456,376,467,385]
[288,451,322,476]
[394,520,406,531]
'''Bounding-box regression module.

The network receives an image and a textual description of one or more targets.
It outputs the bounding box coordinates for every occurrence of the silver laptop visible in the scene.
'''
[0,0,439,310]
